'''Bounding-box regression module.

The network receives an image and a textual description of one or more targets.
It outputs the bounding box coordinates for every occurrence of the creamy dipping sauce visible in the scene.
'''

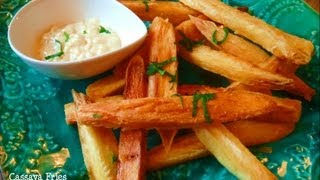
[40,19,121,61]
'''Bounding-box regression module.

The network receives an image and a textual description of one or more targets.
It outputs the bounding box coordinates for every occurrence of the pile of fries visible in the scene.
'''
[65,0,315,179]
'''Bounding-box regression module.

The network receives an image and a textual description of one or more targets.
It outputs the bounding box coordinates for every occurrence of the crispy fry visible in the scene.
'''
[147,17,178,151]
[179,84,301,123]
[180,0,314,64]
[74,90,279,129]
[118,55,147,180]
[64,96,124,124]
[86,75,125,101]
[78,125,118,180]
[179,45,293,89]
[189,16,270,65]
[194,122,277,179]
[147,133,209,170]
[147,121,295,170]
[119,1,201,26]
[64,102,76,124]
[72,90,118,180]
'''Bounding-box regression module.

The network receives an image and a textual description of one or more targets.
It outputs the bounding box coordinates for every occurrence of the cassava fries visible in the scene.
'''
[86,75,125,101]
[148,120,295,170]
[118,55,147,180]
[179,45,293,89]
[180,0,314,64]
[194,123,277,179]
[178,84,302,123]
[119,1,201,26]
[184,17,315,100]
[147,17,178,151]
[72,90,118,180]
[189,16,270,65]
[64,95,124,124]
[73,90,280,129]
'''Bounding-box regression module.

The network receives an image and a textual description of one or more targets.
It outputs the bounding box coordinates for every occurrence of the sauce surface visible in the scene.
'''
[40,19,121,61]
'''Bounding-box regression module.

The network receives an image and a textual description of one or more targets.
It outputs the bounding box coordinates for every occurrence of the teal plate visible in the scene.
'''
[0,0,319,179]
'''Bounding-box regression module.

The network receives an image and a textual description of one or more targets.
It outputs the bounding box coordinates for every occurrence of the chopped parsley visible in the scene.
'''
[92,113,103,119]
[83,30,87,34]
[99,26,111,34]
[64,32,70,42]
[45,39,64,60]
[146,57,177,83]
[172,93,184,108]
[178,31,204,51]
[212,27,229,45]
[143,0,150,12]
[192,92,215,123]
[112,153,118,164]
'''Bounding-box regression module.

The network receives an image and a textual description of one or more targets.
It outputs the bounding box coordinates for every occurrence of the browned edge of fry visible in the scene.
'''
[119,0,201,26]
[118,55,147,180]
[147,17,178,152]
[147,120,295,170]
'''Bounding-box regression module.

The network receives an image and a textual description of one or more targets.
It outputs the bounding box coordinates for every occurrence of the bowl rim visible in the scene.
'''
[7,0,147,66]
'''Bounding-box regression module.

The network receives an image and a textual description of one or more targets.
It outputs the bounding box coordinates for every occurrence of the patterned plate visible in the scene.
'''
[0,0,319,179]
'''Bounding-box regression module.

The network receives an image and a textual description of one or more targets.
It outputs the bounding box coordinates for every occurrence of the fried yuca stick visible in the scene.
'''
[86,75,125,101]
[72,91,118,180]
[180,0,314,65]
[74,90,278,129]
[188,17,315,100]
[64,95,124,124]
[194,122,277,179]
[147,17,178,151]
[147,121,295,170]
[188,15,270,65]
[118,55,147,180]
[119,1,201,26]
[178,84,301,123]
[179,45,293,89]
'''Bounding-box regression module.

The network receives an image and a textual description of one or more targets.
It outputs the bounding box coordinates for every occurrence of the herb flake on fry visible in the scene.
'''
[147,57,177,83]
[192,92,215,123]
[92,113,103,119]
[212,27,229,45]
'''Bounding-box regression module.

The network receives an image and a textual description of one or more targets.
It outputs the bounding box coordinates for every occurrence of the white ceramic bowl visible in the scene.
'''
[8,0,147,79]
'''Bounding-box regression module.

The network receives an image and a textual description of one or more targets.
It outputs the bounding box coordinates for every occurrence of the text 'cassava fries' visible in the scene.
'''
[64,0,316,179]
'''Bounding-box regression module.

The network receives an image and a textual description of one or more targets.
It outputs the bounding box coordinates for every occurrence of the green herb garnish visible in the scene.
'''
[172,93,184,108]
[178,31,204,51]
[146,57,177,83]
[99,26,111,34]
[192,92,215,123]
[64,32,70,42]
[83,30,87,34]
[212,27,229,45]
[143,0,150,12]
[112,153,118,164]
[92,113,103,119]
[45,39,64,60]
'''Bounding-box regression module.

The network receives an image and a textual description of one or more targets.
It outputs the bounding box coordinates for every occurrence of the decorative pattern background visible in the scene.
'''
[0,0,319,179]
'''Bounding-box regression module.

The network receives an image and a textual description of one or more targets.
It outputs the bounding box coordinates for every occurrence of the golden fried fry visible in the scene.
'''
[189,16,270,65]
[118,55,147,180]
[180,0,314,64]
[74,90,278,129]
[147,121,294,170]
[64,96,124,124]
[178,84,301,123]
[86,75,125,101]
[194,122,277,179]
[179,45,293,89]
[72,90,118,180]
[147,17,178,151]
[119,1,201,26]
